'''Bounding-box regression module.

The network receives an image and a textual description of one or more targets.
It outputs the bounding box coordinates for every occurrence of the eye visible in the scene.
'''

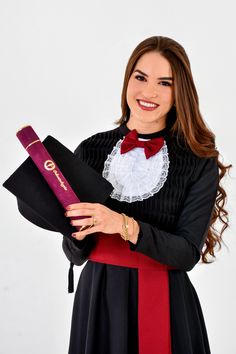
[134,75,146,81]
[159,81,172,86]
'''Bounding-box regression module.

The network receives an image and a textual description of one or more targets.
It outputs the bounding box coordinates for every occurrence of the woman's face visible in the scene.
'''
[126,51,175,128]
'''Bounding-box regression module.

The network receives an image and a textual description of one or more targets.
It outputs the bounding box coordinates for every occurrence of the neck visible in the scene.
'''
[126,117,166,134]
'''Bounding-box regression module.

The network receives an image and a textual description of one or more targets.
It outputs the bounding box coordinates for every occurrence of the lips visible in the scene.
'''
[137,99,159,111]
[137,99,159,106]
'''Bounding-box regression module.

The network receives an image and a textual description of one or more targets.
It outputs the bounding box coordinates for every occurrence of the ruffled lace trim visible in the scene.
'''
[102,138,170,203]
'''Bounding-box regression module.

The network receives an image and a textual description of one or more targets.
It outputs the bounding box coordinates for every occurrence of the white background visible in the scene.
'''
[0,1,235,353]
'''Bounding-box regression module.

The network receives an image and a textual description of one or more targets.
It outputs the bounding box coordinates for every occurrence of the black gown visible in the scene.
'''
[62,121,219,354]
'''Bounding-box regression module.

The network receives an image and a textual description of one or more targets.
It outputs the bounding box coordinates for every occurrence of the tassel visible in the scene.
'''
[68,261,74,293]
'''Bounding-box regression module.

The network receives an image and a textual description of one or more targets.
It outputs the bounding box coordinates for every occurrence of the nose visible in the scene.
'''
[142,82,158,98]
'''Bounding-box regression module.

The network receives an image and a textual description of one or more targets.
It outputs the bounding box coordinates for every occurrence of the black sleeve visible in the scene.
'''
[129,156,219,272]
[62,233,95,266]
[61,140,95,266]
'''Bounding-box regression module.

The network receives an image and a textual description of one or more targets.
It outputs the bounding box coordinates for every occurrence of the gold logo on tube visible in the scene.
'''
[44,160,68,191]
[44,160,55,171]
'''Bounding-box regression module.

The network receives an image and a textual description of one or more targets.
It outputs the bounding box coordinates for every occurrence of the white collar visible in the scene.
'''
[102,136,169,203]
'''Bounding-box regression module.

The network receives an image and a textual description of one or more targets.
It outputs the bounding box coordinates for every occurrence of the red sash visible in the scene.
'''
[88,232,175,354]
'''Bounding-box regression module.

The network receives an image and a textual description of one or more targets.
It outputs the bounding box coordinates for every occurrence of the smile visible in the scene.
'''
[137,99,159,111]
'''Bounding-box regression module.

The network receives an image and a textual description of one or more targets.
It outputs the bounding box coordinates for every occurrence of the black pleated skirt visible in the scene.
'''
[67,260,211,354]
[68,260,139,354]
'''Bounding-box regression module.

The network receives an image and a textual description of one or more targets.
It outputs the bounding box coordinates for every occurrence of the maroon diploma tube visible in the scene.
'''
[16,125,87,231]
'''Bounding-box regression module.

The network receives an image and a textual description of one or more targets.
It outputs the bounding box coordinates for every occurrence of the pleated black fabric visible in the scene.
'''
[62,120,219,354]
[68,261,138,354]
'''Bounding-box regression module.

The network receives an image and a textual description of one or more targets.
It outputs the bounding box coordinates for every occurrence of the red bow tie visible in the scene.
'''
[120,129,164,159]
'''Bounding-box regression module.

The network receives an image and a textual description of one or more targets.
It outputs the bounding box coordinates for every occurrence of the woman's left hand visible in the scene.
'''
[65,202,123,240]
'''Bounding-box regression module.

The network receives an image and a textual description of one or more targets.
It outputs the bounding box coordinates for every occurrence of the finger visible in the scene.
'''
[72,225,99,239]
[65,209,95,217]
[70,217,93,227]
[66,202,97,210]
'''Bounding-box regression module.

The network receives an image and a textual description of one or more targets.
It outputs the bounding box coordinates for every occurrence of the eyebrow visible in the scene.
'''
[134,69,173,81]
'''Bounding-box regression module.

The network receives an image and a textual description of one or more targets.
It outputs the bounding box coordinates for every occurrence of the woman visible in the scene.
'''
[62,36,231,354]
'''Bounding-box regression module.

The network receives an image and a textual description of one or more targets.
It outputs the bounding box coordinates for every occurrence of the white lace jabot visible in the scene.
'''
[102,134,170,203]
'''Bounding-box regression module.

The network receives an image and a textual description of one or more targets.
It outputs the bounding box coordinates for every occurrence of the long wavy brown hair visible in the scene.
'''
[114,35,232,264]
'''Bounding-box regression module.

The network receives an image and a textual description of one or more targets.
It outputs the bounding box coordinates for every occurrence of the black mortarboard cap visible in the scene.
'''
[2,135,114,239]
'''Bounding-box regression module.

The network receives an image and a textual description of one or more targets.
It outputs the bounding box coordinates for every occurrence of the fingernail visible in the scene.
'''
[72,233,76,237]
[66,205,72,210]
